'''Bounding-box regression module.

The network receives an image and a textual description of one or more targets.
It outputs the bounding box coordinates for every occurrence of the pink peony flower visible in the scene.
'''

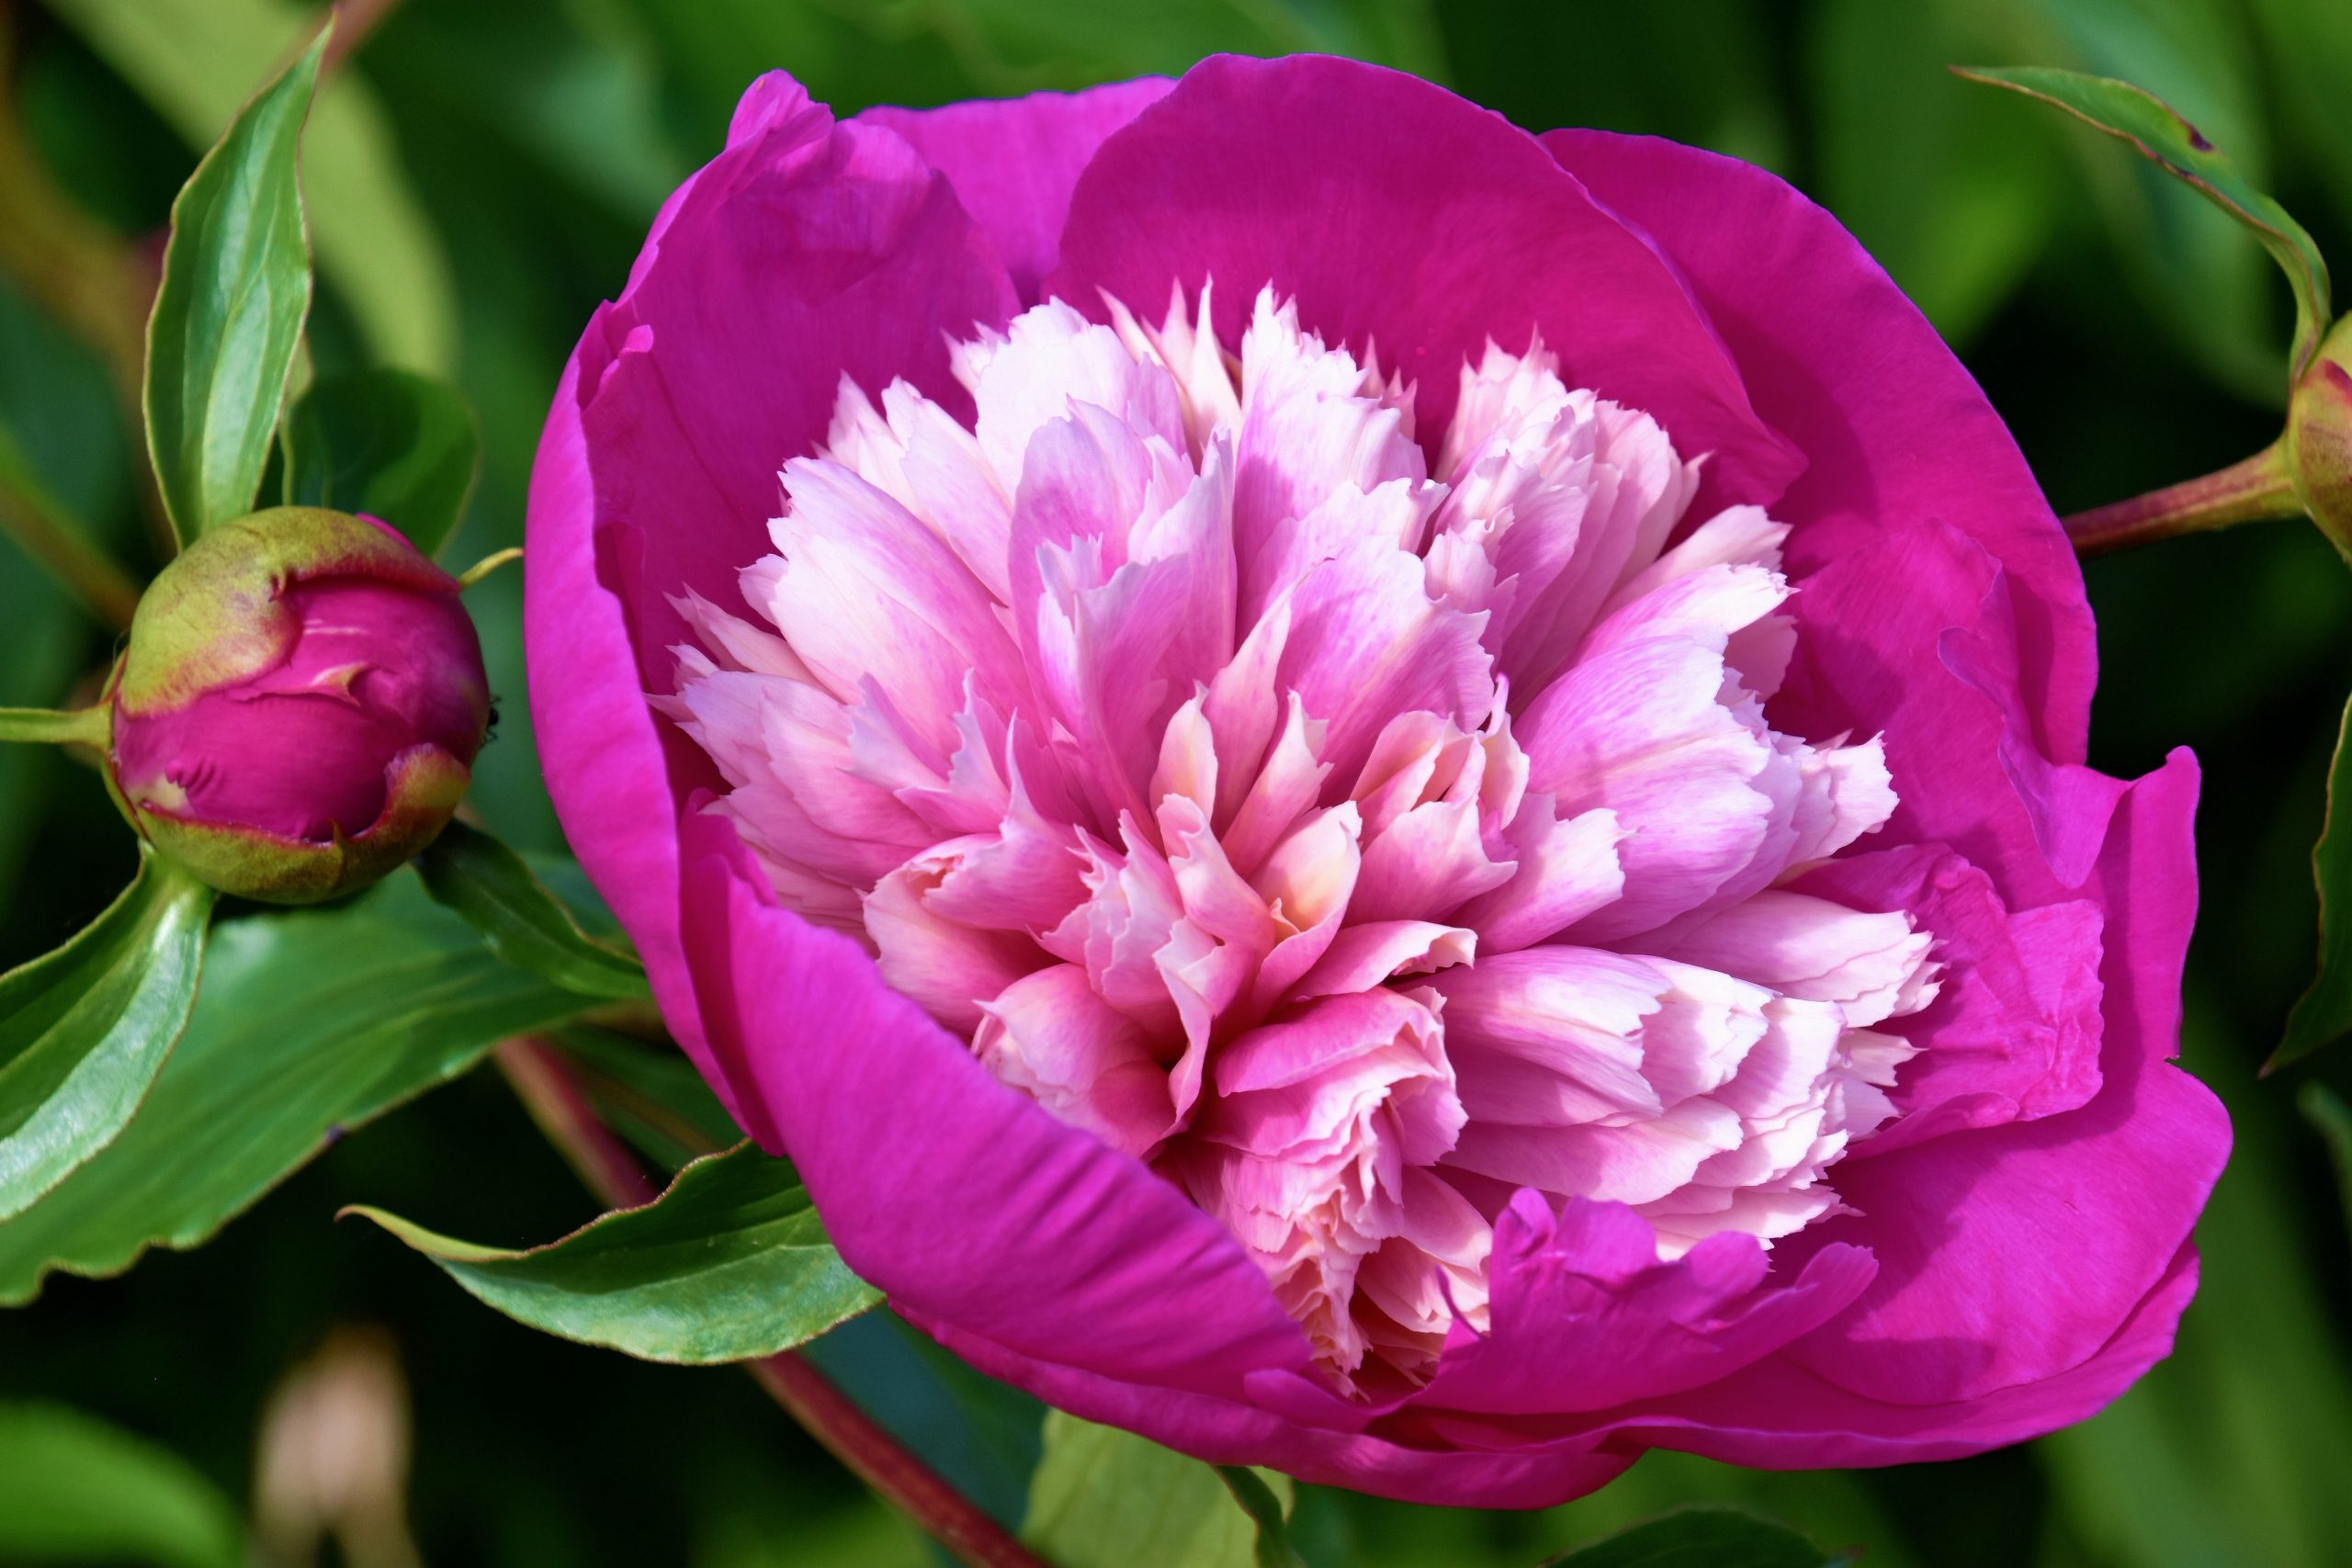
[526,55,2229,1505]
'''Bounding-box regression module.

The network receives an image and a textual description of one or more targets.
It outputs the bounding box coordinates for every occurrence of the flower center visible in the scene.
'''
[669,286,1938,1393]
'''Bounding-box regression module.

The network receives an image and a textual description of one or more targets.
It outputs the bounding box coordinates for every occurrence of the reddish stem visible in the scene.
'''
[492,1039,1044,1568]
[2064,441,2302,556]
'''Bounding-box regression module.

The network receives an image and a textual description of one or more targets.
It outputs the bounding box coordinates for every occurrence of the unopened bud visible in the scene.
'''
[105,507,490,903]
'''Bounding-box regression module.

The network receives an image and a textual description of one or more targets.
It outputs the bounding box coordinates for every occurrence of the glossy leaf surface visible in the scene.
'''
[348,1140,877,1364]
[0,874,583,1303]
[141,25,323,542]
[415,824,649,1001]
[0,851,212,1221]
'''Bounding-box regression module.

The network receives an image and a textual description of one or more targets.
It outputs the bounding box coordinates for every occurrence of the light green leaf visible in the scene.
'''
[1540,1506,1842,1568]
[46,0,458,374]
[0,1401,244,1568]
[1954,62,2333,381]
[0,873,585,1303]
[414,823,648,1001]
[140,25,323,543]
[282,368,480,558]
[0,851,213,1221]
[1023,1411,1293,1568]
[347,1140,878,1364]
[2274,688,2352,1070]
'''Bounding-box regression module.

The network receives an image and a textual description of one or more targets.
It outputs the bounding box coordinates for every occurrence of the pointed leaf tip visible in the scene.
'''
[143,25,330,543]
[1954,63,2333,383]
[0,852,214,1221]
[351,1141,878,1363]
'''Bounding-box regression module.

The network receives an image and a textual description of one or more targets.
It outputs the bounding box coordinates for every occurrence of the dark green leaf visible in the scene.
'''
[0,1401,244,1568]
[346,1140,878,1363]
[141,24,324,543]
[0,852,212,1221]
[2274,688,2352,1070]
[1023,1412,1293,1568]
[1214,1467,1307,1568]
[0,873,585,1303]
[415,823,649,1001]
[555,1026,740,1172]
[1541,1506,1842,1568]
[281,368,480,558]
[1954,63,2333,380]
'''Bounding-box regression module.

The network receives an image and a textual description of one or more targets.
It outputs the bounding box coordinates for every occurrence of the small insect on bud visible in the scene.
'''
[104,507,491,903]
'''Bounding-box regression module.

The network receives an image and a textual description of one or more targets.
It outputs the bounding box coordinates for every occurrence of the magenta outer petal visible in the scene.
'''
[859,78,1170,304]
[1746,751,2222,1414]
[676,810,1316,1395]
[915,1314,1637,1508]
[1543,130,2097,899]
[1047,56,1803,512]
[1577,1242,2201,1468]
[525,71,1020,1134]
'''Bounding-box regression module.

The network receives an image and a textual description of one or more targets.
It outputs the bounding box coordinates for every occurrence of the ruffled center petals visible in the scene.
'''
[670,283,1939,1393]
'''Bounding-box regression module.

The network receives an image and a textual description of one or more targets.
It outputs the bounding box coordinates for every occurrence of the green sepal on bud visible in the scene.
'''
[103,506,492,905]
[2289,316,2352,564]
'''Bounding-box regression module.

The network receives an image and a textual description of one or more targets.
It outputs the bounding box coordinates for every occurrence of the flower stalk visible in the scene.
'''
[0,705,109,748]
[491,1037,1047,1568]
[2062,441,2303,557]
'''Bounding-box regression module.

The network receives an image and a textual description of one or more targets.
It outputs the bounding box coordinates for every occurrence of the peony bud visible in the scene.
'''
[2289,314,2352,559]
[106,506,490,904]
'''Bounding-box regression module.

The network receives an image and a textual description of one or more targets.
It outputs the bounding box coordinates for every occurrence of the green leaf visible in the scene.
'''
[140,24,324,544]
[346,1140,878,1364]
[1023,1411,1294,1568]
[0,852,213,1221]
[0,873,585,1304]
[415,823,650,1001]
[1540,1506,1843,1568]
[281,368,480,558]
[0,1401,245,1568]
[45,0,458,374]
[1954,62,2334,381]
[2274,688,2352,1070]
[555,1026,741,1173]
[1213,1467,1307,1568]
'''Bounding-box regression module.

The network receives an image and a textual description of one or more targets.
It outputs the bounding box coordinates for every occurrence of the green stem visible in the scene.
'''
[0,705,109,747]
[2063,440,2303,556]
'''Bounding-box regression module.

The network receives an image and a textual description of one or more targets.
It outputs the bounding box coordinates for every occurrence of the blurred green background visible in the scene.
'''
[4,0,2352,1563]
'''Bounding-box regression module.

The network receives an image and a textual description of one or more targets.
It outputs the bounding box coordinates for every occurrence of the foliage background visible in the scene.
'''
[3,0,2351,1563]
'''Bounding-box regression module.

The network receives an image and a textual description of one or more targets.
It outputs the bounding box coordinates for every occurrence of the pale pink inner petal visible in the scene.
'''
[670,286,1938,1392]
